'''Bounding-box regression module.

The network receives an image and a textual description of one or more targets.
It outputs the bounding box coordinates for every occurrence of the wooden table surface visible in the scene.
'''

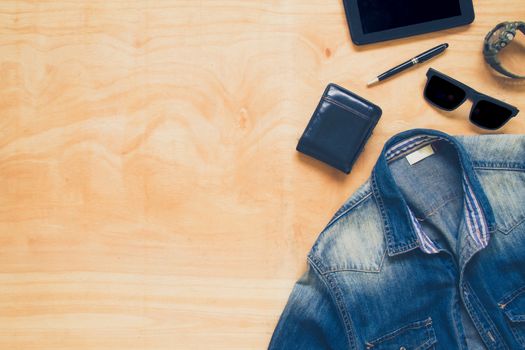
[1,1,524,349]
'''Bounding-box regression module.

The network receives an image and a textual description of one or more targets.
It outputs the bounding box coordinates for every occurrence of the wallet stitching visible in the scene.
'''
[322,96,373,121]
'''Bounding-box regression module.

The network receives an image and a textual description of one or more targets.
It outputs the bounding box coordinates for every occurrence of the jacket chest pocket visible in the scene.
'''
[365,317,437,350]
[499,286,525,348]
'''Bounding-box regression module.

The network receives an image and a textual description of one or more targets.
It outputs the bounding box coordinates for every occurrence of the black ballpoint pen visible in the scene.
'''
[367,43,449,86]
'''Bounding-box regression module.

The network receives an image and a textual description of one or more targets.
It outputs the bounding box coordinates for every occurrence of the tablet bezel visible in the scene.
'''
[343,0,475,45]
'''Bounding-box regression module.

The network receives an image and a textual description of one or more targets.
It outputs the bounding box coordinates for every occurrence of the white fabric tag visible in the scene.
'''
[406,144,435,165]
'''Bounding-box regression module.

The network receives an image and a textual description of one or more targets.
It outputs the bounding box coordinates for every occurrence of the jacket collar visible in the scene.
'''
[371,129,496,257]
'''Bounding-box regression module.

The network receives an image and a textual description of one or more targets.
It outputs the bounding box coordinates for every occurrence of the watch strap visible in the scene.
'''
[483,21,525,79]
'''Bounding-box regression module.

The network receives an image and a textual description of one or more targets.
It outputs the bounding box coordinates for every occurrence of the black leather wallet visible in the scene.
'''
[297,84,382,174]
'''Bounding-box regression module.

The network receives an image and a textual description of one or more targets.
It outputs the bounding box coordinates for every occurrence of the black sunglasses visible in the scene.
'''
[424,68,519,130]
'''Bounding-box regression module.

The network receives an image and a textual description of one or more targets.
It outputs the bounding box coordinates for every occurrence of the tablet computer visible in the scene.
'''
[343,0,475,45]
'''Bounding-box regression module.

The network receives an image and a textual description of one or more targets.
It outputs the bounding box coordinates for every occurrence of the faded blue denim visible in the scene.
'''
[269,129,525,350]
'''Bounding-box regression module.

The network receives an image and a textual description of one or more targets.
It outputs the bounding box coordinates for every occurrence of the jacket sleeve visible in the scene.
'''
[268,262,349,350]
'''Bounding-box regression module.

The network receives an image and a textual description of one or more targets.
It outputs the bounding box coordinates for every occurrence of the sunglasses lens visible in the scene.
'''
[471,100,514,129]
[425,75,466,110]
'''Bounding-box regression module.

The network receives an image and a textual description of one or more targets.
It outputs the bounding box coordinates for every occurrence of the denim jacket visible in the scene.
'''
[269,129,525,350]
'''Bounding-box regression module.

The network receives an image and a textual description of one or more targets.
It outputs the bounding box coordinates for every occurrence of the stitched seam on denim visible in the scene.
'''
[452,291,469,350]
[323,267,379,274]
[462,290,494,349]
[371,172,396,253]
[415,336,437,350]
[367,317,433,345]
[504,287,525,344]
[508,314,525,322]
[475,164,525,235]
[329,183,371,224]
[475,166,525,173]
[499,285,525,307]
[310,261,356,350]
[506,310,525,322]
[498,215,525,235]
[507,314,525,347]
[457,144,495,235]
[321,96,372,121]
[308,258,355,350]
[326,192,373,229]
[464,283,508,350]
[416,194,463,221]
[311,191,372,256]
[323,249,387,274]
[426,324,437,348]
[371,318,432,344]
[374,170,430,254]
[473,162,525,171]
[388,241,420,256]
[509,323,525,348]
[326,273,358,350]
[408,208,439,253]
[442,256,469,350]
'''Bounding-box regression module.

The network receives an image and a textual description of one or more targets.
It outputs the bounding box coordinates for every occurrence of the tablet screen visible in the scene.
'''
[357,0,462,34]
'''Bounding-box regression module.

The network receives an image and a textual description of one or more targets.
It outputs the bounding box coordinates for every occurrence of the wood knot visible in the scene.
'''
[238,108,248,129]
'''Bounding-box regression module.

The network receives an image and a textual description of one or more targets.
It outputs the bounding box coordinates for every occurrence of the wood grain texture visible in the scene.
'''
[0,1,524,349]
